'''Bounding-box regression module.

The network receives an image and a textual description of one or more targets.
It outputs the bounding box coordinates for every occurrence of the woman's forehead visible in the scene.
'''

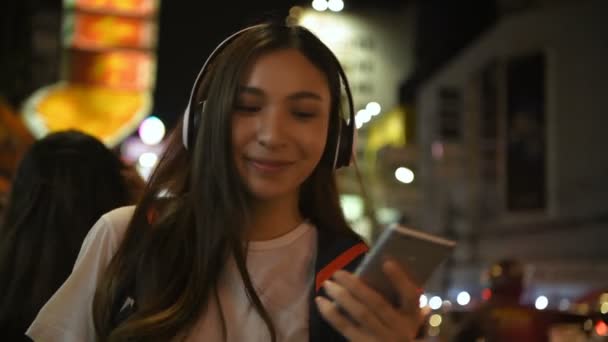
[239,48,331,100]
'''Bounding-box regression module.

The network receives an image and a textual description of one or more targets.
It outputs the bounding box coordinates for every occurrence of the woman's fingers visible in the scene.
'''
[317,265,424,341]
[315,296,371,341]
[331,270,402,327]
[322,279,389,335]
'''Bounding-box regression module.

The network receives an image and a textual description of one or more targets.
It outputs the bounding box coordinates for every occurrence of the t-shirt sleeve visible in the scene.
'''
[26,213,123,342]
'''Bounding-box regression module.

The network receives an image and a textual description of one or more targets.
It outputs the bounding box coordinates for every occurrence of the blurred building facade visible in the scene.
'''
[415,0,608,306]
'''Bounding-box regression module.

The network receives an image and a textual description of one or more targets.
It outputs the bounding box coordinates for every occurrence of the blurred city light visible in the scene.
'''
[376,207,400,225]
[429,314,442,327]
[289,6,304,17]
[299,14,320,30]
[340,194,364,221]
[491,264,503,277]
[327,0,344,12]
[535,295,549,310]
[577,303,590,315]
[419,294,428,308]
[366,101,381,116]
[559,298,571,311]
[298,11,352,46]
[584,319,594,332]
[355,109,371,129]
[395,167,415,184]
[601,302,608,314]
[431,141,444,160]
[429,296,442,310]
[323,26,349,44]
[139,116,165,145]
[138,152,158,168]
[311,0,328,12]
[457,291,471,306]
[354,102,382,130]
[482,288,492,301]
[596,321,608,336]
[358,109,371,123]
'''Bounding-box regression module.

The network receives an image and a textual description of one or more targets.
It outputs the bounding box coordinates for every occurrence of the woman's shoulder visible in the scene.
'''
[83,205,136,254]
[99,205,136,234]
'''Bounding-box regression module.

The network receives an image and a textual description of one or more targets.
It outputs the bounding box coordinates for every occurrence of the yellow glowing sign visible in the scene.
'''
[33,84,147,143]
[73,0,156,15]
[73,14,152,49]
[22,0,159,146]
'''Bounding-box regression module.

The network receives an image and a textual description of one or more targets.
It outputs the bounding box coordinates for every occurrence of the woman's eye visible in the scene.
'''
[293,111,315,119]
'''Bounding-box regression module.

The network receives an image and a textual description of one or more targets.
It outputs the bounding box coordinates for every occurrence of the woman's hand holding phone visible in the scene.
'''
[315,260,423,341]
[316,224,455,340]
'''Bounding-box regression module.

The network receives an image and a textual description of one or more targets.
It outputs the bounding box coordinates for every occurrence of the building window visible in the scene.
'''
[438,87,463,141]
[506,53,546,211]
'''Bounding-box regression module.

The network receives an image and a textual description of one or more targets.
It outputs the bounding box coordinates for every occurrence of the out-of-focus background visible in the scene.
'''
[1,0,607,340]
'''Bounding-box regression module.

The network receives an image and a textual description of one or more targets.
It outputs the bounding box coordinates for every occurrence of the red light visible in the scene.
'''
[482,288,492,301]
[596,321,608,336]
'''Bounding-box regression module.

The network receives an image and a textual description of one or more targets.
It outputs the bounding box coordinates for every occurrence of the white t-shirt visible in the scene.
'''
[26,206,318,342]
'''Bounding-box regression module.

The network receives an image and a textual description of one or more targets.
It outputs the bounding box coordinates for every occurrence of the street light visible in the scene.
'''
[366,101,381,116]
[139,116,165,145]
[328,0,344,12]
[312,0,328,11]
[395,167,415,184]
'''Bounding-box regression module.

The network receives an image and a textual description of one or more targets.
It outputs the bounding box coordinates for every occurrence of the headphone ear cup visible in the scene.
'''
[334,118,353,169]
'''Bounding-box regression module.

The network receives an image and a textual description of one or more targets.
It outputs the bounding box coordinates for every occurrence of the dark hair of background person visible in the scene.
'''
[93,23,358,342]
[0,130,132,339]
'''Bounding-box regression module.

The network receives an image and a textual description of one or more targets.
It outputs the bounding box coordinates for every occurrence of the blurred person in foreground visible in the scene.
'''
[0,130,143,340]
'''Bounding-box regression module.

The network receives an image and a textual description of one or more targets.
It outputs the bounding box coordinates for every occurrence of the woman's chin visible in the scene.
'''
[246,184,297,203]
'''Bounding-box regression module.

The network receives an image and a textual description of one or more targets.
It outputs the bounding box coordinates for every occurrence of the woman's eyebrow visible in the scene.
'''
[238,86,323,102]
[237,86,264,97]
[286,91,322,101]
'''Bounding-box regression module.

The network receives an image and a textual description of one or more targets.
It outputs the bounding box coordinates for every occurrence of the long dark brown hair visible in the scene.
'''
[0,130,131,336]
[93,23,358,341]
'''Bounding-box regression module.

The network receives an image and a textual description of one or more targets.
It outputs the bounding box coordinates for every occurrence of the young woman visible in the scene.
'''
[27,23,421,341]
[0,130,136,340]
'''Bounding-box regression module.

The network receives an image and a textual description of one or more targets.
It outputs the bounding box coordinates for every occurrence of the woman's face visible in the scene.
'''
[231,48,331,202]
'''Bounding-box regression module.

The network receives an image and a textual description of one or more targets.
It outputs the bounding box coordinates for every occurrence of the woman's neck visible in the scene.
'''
[247,193,304,241]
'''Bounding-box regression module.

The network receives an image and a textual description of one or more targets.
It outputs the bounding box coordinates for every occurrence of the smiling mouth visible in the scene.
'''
[246,157,295,173]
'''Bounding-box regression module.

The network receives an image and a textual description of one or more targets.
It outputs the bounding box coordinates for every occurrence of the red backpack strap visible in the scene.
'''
[315,242,368,291]
[146,207,158,225]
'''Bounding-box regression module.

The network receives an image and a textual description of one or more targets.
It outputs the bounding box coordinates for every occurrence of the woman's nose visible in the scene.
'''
[256,107,287,148]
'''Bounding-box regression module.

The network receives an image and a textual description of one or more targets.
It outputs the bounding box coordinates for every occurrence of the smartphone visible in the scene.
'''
[354,224,456,306]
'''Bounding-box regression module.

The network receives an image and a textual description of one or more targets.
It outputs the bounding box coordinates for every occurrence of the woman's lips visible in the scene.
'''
[247,157,294,173]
